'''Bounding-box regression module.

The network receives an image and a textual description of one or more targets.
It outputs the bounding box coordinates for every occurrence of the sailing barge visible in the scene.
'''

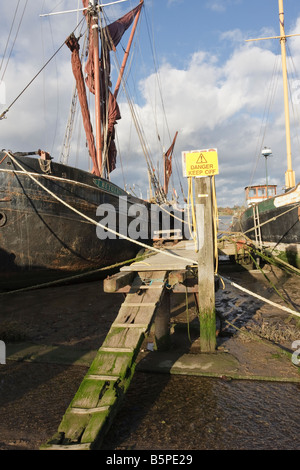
[0,1,157,289]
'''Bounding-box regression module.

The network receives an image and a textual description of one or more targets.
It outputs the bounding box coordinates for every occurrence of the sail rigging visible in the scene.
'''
[66,33,98,174]
[70,0,171,200]
[164,131,178,196]
[246,0,300,190]
[0,0,180,204]
[70,0,144,179]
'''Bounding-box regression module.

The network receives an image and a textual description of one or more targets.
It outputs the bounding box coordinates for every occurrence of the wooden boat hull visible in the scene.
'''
[0,153,151,290]
[231,183,300,267]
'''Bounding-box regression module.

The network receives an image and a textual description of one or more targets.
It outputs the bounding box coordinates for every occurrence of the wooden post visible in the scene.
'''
[154,290,170,351]
[194,176,216,352]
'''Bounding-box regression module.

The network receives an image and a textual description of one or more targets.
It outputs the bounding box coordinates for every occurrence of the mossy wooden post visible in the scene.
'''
[154,290,170,350]
[195,176,216,352]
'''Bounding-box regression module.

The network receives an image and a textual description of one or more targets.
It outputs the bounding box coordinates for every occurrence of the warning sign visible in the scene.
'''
[182,148,219,178]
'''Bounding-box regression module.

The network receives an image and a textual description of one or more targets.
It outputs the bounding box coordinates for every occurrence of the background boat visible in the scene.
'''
[231,0,300,268]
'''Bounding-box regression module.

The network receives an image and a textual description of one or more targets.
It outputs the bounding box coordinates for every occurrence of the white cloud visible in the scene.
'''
[115,31,300,206]
[206,0,242,14]
[167,0,184,6]
[1,4,300,208]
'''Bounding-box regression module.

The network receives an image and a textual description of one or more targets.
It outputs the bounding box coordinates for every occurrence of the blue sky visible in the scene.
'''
[1,0,300,207]
[151,0,299,62]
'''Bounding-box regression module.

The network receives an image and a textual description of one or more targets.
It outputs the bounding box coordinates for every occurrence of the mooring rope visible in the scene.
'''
[219,274,300,319]
[4,152,197,266]
[0,251,156,296]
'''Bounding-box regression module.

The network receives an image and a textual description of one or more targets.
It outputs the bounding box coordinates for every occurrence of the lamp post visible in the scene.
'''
[261,147,273,197]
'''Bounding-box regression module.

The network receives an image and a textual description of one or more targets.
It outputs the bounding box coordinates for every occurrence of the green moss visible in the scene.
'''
[199,308,217,353]
[88,351,133,378]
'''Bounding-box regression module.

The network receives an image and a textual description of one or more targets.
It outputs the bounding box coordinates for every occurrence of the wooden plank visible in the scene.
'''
[114,305,158,326]
[58,411,90,441]
[120,241,198,272]
[70,379,108,409]
[86,374,119,381]
[168,270,188,286]
[101,326,147,350]
[81,410,110,444]
[70,406,110,414]
[43,443,92,451]
[88,351,134,379]
[103,271,135,293]
[100,347,134,353]
[113,272,167,327]
[113,323,148,329]
[138,284,165,289]
[120,302,158,307]
[70,378,117,409]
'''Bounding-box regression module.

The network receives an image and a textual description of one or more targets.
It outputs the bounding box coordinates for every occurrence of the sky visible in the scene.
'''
[1,0,300,207]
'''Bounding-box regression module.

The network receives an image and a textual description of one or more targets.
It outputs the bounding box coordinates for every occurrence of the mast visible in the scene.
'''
[91,1,103,176]
[114,0,144,99]
[278,0,295,189]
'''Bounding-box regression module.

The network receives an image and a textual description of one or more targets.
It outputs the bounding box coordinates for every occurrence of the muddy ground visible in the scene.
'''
[0,261,299,450]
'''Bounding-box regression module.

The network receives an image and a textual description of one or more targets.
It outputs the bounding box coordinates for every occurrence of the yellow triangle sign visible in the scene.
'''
[196,153,207,164]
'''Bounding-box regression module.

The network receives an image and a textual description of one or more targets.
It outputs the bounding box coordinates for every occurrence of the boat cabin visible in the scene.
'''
[245,184,277,207]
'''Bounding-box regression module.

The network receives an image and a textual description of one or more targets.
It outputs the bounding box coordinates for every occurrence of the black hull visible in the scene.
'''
[0,153,151,290]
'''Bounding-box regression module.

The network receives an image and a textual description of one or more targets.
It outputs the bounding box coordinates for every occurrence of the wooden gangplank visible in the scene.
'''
[42,270,167,451]
[120,240,198,272]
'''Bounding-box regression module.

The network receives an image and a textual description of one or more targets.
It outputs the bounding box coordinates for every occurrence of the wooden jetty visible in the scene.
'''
[41,231,245,450]
[42,241,201,450]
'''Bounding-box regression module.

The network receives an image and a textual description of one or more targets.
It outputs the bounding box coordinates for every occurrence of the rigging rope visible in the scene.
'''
[0,16,85,121]
[248,53,280,189]
[286,42,300,157]
[0,0,28,82]
[98,7,166,201]
[0,0,21,77]
[143,4,185,201]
